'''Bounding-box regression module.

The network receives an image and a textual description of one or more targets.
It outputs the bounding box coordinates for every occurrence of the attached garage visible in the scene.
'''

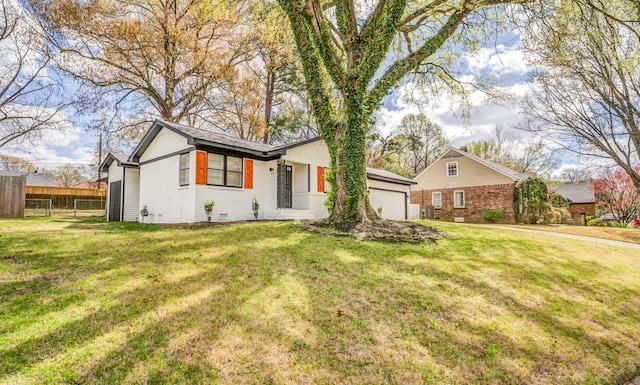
[366,168,415,220]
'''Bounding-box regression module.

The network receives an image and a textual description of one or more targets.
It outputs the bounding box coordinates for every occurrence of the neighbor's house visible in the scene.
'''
[100,120,416,223]
[551,183,596,221]
[411,147,528,223]
[0,170,56,186]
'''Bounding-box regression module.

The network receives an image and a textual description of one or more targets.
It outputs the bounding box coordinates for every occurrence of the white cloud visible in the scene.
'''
[466,44,529,77]
[0,114,96,171]
[375,78,533,150]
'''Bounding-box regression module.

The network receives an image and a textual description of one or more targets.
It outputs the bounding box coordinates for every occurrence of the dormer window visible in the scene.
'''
[447,162,458,177]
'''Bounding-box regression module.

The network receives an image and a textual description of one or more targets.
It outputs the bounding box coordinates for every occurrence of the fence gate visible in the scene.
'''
[423,205,435,220]
[0,175,26,217]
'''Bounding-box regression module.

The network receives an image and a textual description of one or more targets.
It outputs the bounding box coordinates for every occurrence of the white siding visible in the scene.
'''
[283,141,330,216]
[138,152,195,223]
[122,168,140,222]
[282,140,330,166]
[105,162,124,220]
[139,128,192,163]
[414,153,515,190]
[193,159,279,221]
[368,179,410,220]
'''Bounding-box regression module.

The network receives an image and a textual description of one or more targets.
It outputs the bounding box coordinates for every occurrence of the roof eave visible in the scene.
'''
[193,139,286,160]
[367,173,416,186]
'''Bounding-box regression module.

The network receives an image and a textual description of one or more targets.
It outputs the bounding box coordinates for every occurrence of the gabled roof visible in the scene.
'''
[414,147,527,182]
[107,120,414,187]
[552,183,595,204]
[129,120,322,162]
[99,153,139,172]
[367,167,416,185]
[0,171,56,186]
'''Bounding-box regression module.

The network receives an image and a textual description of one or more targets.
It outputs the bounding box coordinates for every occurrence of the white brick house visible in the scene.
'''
[100,120,416,223]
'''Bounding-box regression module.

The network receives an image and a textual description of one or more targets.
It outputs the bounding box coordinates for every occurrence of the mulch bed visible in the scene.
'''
[298,219,445,243]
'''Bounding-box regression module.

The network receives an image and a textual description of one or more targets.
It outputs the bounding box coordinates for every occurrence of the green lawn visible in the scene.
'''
[1,217,639,384]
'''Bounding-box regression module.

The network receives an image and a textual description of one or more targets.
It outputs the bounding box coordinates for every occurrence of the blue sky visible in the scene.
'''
[1,22,587,177]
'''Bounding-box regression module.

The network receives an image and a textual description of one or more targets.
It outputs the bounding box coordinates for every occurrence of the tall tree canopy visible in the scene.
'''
[521,0,640,191]
[466,126,559,178]
[29,0,249,140]
[0,154,35,172]
[203,1,314,144]
[277,0,529,221]
[398,113,449,176]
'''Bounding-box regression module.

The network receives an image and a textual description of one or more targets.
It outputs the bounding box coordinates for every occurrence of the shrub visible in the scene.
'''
[204,201,214,222]
[586,215,597,226]
[251,197,259,220]
[633,218,640,228]
[548,207,571,224]
[483,209,504,223]
[514,176,552,224]
[551,192,569,208]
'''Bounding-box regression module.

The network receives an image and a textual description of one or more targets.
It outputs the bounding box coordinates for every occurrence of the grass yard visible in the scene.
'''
[1,217,640,384]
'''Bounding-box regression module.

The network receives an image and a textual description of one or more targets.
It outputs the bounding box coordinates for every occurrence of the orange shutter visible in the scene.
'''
[317,166,324,192]
[244,159,253,189]
[195,151,207,185]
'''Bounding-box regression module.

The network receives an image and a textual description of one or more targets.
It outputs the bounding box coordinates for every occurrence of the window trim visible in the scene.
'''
[323,167,328,193]
[432,192,442,209]
[179,152,190,186]
[454,190,465,208]
[207,152,243,188]
[446,161,458,177]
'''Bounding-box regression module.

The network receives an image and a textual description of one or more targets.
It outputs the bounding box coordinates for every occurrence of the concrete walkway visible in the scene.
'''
[488,226,640,251]
[489,225,640,385]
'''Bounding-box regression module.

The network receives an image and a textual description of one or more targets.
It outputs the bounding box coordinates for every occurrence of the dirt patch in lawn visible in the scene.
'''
[298,219,445,243]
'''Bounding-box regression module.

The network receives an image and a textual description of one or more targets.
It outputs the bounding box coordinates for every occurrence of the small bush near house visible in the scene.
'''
[251,197,259,219]
[551,192,569,208]
[586,215,597,226]
[548,207,572,224]
[483,209,504,223]
[514,176,552,224]
[204,201,214,222]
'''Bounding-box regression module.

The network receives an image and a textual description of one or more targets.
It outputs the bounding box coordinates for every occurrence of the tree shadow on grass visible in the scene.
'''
[1,219,640,384]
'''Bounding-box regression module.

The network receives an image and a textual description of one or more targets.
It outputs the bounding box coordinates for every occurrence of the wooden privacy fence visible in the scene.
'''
[0,175,26,217]
[26,185,106,209]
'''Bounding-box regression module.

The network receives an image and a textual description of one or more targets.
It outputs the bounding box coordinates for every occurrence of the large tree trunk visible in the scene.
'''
[327,98,378,222]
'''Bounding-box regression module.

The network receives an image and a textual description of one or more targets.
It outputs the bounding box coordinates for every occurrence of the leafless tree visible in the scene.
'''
[0,0,65,149]
[521,0,640,191]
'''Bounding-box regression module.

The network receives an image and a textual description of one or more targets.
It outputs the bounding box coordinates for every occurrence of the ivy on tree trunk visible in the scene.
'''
[277,0,529,222]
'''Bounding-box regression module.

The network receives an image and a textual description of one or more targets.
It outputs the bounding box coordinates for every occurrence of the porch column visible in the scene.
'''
[277,160,286,208]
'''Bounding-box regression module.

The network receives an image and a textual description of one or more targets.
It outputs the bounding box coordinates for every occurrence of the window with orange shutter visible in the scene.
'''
[317,166,324,192]
[195,151,207,185]
[244,159,253,189]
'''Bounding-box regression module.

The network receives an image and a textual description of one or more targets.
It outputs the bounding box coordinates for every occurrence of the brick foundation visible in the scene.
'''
[411,184,517,223]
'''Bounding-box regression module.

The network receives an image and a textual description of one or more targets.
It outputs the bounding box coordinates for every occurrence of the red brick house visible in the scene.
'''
[551,183,596,221]
[411,147,528,223]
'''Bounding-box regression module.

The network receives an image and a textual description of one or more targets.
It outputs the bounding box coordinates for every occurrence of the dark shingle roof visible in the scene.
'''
[553,183,595,204]
[366,167,416,185]
[160,121,277,153]
[99,152,139,172]
[0,171,56,186]
[121,120,415,187]
[130,120,322,162]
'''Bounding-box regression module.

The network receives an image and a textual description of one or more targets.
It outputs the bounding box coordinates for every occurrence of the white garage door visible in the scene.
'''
[369,188,407,220]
